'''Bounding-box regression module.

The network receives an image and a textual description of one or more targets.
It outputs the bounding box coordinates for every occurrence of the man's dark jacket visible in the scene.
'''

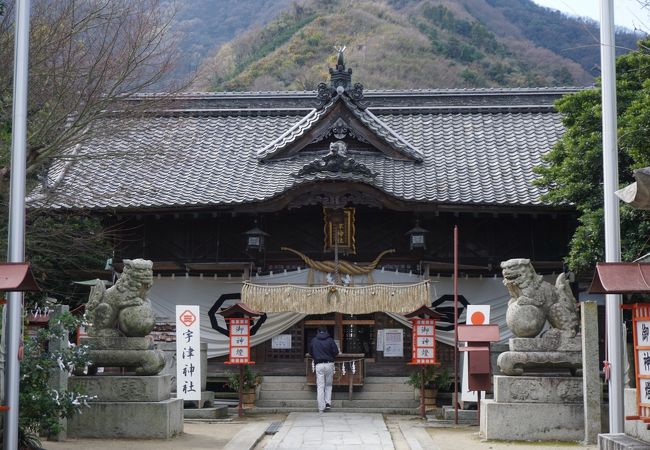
[309,330,339,363]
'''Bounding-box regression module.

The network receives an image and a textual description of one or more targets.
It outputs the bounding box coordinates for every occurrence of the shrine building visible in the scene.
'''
[29,53,578,385]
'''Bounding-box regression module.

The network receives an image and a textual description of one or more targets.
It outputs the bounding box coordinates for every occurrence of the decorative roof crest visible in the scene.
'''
[317,46,366,109]
[292,140,377,179]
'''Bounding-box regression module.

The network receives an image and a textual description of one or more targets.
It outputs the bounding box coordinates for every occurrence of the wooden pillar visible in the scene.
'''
[335,313,343,350]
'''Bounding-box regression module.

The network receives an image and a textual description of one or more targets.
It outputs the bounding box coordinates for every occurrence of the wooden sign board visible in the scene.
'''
[409,319,438,364]
[632,304,650,421]
[225,318,254,365]
[323,207,356,254]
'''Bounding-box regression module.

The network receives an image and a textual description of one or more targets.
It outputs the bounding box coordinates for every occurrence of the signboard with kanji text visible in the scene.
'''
[226,318,254,364]
[629,304,650,422]
[176,305,201,401]
[410,319,437,364]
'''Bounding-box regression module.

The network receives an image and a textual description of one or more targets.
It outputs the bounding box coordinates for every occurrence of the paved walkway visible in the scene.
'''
[42,412,599,450]
[265,412,394,450]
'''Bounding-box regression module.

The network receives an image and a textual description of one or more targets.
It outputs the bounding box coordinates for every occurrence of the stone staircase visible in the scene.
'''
[251,375,420,414]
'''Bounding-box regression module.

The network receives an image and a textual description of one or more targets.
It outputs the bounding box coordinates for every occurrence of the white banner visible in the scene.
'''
[150,269,520,357]
[176,305,201,401]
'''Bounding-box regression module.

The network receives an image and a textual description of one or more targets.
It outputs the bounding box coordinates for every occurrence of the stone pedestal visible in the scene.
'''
[158,342,208,392]
[67,375,183,439]
[497,334,582,376]
[480,375,584,441]
[624,387,650,443]
[158,342,215,409]
[82,336,165,376]
[172,390,215,408]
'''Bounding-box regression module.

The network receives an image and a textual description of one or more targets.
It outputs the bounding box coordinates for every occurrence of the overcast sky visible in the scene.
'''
[532,0,649,30]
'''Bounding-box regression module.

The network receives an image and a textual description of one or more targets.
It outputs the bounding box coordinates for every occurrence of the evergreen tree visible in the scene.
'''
[535,38,650,273]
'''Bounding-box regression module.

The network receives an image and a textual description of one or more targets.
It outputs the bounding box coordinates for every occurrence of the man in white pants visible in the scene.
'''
[309,327,339,413]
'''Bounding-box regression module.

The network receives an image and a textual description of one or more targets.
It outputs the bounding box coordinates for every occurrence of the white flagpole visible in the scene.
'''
[599,0,624,434]
[5,0,31,448]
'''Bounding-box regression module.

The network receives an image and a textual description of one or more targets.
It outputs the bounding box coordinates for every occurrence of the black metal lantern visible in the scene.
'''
[243,223,270,252]
[405,220,429,250]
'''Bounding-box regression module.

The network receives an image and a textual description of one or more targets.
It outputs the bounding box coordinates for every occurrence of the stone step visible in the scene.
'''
[249,406,419,415]
[213,392,238,399]
[598,433,650,450]
[259,390,417,401]
[442,405,478,421]
[260,382,414,392]
[365,376,410,383]
[261,376,307,383]
[255,398,419,408]
[425,418,479,427]
[183,406,228,419]
[360,383,414,392]
[260,375,410,382]
[259,382,313,391]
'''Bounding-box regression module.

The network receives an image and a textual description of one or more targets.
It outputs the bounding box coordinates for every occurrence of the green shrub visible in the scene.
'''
[17,311,93,448]
[226,365,262,391]
[406,365,451,391]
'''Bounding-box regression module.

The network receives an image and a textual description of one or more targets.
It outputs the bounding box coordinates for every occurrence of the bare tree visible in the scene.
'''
[0,0,188,301]
[0,0,184,185]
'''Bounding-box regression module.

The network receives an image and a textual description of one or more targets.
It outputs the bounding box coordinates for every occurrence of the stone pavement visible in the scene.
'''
[265,412,394,450]
[42,412,600,450]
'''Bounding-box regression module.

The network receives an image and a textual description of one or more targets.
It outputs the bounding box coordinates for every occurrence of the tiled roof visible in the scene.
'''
[28,88,573,211]
[257,95,423,162]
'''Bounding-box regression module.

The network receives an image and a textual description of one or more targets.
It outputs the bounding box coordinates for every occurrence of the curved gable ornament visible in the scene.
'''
[256,49,422,163]
[281,247,395,276]
[292,141,378,179]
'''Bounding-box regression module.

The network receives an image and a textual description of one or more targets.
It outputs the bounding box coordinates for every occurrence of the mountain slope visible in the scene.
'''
[193,0,641,91]
[170,0,292,78]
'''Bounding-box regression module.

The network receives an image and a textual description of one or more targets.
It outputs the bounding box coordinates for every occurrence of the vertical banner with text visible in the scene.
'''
[176,305,202,400]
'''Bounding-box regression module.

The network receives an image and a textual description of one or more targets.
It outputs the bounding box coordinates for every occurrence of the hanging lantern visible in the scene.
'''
[405,220,429,250]
[243,223,270,252]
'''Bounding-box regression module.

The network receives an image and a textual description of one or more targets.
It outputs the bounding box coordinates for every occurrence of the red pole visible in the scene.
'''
[420,366,425,419]
[454,225,459,425]
[238,364,244,418]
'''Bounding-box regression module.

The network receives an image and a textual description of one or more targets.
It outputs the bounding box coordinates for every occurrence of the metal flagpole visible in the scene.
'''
[599,0,624,434]
[5,0,31,448]
[453,225,459,425]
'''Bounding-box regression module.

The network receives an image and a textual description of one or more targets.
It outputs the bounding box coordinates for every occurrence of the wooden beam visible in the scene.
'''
[304,320,336,326]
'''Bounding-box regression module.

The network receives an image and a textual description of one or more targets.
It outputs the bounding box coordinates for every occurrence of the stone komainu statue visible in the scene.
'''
[86,258,156,337]
[501,258,579,338]
[82,259,164,376]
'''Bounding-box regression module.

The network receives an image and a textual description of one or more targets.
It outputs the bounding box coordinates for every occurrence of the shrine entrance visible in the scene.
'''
[304,313,376,358]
